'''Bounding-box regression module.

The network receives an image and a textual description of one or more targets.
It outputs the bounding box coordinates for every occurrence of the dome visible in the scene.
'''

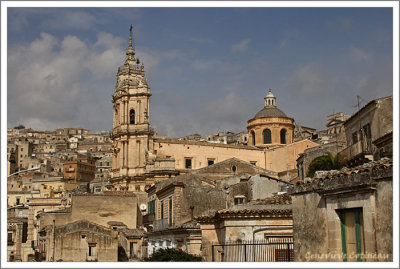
[253,107,287,118]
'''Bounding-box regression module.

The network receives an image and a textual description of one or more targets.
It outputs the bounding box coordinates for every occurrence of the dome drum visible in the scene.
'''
[247,89,294,148]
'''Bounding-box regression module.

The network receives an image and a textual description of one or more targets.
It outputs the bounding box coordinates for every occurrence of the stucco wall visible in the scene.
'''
[40,194,138,230]
[375,180,393,261]
[291,192,328,261]
[53,222,118,262]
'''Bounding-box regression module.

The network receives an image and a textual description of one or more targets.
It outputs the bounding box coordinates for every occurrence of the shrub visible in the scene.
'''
[144,248,202,262]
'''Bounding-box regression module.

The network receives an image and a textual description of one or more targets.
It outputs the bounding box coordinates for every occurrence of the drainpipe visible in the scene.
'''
[52,220,55,261]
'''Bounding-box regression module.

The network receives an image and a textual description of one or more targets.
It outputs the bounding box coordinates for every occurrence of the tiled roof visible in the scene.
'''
[42,207,72,214]
[120,228,145,238]
[248,193,292,205]
[289,158,392,195]
[196,208,292,222]
[296,157,392,185]
[155,139,260,150]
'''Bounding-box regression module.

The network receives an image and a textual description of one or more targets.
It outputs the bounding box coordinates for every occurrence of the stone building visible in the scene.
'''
[110,33,319,193]
[38,220,119,262]
[7,218,29,261]
[340,96,392,166]
[296,141,345,182]
[63,156,96,183]
[34,193,143,261]
[144,158,291,258]
[197,205,293,262]
[289,158,392,262]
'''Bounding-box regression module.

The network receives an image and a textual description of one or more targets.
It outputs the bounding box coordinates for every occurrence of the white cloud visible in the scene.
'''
[231,38,251,53]
[7,32,129,131]
[288,64,324,96]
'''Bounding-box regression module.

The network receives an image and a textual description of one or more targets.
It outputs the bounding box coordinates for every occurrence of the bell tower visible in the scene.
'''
[111,28,152,186]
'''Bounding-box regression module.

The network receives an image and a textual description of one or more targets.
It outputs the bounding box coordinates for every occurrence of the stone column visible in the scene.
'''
[15,223,22,261]
[122,101,125,124]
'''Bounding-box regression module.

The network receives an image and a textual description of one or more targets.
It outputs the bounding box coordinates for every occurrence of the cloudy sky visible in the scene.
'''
[7,7,393,137]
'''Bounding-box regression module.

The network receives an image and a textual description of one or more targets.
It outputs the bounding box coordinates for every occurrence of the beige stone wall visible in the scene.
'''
[154,139,317,176]
[53,223,118,262]
[264,139,319,173]
[291,192,328,262]
[154,140,264,171]
[374,180,393,261]
[39,194,138,230]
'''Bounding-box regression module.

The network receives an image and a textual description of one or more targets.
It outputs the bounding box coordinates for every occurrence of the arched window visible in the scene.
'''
[263,129,272,144]
[280,129,287,144]
[130,109,135,124]
[251,131,256,146]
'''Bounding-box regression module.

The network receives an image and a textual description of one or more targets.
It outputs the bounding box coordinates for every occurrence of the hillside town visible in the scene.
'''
[7,32,393,263]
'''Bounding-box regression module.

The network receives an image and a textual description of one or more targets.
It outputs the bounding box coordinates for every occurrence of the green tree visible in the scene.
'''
[306,152,343,178]
[144,248,202,262]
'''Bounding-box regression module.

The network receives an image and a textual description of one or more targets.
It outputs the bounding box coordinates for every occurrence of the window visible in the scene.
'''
[250,161,257,166]
[232,165,237,173]
[169,197,173,225]
[161,201,164,219]
[352,131,358,144]
[16,198,20,205]
[148,200,155,214]
[88,243,97,257]
[185,158,192,169]
[208,159,214,166]
[130,109,135,124]
[234,196,245,205]
[81,235,86,240]
[280,129,287,144]
[251,131,256,146]
[338,208,364,262]
[263,129,272,144]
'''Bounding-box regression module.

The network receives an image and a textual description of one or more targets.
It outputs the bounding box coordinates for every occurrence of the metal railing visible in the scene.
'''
[340,139,372,161]
[152,218,173,231]
[212,239,294,262]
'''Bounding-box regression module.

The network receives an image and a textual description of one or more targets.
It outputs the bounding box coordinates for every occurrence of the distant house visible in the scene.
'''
[38,220,118,262]
[340,96,392,166]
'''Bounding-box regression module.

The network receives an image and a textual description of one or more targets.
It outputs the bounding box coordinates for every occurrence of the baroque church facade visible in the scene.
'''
[110,34,318,199]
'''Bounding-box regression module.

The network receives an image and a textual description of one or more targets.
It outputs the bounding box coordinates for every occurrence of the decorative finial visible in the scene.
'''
[129,24,133,37]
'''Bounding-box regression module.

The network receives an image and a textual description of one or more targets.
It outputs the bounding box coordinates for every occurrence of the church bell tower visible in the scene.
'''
[111,29,152,186]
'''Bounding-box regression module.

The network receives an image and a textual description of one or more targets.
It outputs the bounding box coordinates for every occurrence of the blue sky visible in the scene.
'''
[7,7,393,137]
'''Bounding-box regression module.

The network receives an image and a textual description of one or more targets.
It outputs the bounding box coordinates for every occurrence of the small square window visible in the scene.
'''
[208,160,214,166]
[81,235,86,240]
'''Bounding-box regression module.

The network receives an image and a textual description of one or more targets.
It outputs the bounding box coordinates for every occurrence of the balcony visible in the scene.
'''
[340,139,373,165]
[153,218,173,231]
[143,214,154,226]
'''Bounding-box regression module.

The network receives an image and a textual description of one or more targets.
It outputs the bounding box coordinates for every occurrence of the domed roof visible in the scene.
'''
[253,107,287,118]
[266,89,275,98]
